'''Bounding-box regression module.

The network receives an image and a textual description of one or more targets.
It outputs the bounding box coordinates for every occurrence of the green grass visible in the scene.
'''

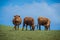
[0,25,60,40]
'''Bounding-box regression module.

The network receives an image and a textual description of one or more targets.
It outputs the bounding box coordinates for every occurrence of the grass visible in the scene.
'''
[0,25,60,40]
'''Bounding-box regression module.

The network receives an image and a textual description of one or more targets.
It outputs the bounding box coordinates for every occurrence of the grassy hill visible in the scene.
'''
[0,25,60,40]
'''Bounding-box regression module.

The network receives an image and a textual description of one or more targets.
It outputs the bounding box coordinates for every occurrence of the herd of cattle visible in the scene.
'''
[12,15,50,31]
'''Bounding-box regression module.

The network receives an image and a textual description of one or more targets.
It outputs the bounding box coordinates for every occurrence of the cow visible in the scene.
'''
[22,17,35,31]
[37,17,50,30]
[12,15,22,30]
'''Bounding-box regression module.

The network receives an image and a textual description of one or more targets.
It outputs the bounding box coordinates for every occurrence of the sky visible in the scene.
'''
[0,0,60,30]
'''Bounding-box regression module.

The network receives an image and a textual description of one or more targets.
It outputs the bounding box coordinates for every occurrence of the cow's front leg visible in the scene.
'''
[14,25,16,30]
[45,26,48,30]
[18,25,19,30]
[26,25,28,30]
[39,25,41,30]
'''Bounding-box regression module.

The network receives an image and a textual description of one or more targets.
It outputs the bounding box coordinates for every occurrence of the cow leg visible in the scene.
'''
[45,26,48,30]
[32,27,34,31]
[22,23,25,31]
[14,25,16,30]
[39,25,41,30]
[26,25,27,30]
[30,26,32,31]
[37,24,38,30]
[22,26,24,31]
[49,25,50,30]
[18,25,19,30]
[46,27,48,30]
[32,25,35,31]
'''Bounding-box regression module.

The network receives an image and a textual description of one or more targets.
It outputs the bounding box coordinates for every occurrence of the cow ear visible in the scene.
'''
[14,16,16,17]
[19,16,20,17]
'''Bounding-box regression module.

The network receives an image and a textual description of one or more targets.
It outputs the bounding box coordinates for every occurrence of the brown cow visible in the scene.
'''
[37,17,50,30]
[12,15,22,30]
[22,17,35,31]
